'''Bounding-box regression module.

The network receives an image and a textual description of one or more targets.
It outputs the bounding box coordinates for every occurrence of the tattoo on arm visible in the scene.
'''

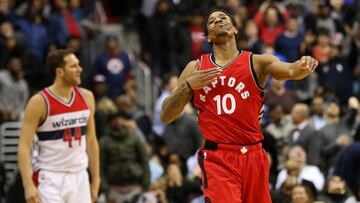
[161,82,193,124]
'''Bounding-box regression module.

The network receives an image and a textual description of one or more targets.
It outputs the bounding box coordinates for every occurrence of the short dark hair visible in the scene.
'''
[46,49,73,78]
[203,9,238,37]
[161,73,177,89]
[317,27,330,37]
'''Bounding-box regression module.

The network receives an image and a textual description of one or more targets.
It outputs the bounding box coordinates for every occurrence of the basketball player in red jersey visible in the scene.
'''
[161,10,318,203]
[18,50,100,203]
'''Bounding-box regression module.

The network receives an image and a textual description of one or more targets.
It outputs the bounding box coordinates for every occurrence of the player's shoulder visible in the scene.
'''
[28,93,46,106]
[24,93,47,118]
[252,54,279,63]
[78,87,94,99]
[78,87,95,108]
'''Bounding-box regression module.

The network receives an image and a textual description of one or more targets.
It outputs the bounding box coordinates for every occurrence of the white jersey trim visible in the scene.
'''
[45,88,75,107]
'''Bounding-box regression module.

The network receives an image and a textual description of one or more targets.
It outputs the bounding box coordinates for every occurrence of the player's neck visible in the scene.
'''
[212,41,239,66]
[49,81,74,102]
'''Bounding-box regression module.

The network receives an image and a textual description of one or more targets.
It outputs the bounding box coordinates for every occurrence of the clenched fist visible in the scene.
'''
[298,56,319,72]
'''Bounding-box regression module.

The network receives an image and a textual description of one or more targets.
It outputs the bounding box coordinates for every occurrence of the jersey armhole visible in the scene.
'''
[249,54,265,91]
[76,87,90,110]
[38,92,49,127]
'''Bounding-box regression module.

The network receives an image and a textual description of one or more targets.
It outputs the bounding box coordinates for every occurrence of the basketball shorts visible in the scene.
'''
[197,141,272,203]
[33,169,91,203]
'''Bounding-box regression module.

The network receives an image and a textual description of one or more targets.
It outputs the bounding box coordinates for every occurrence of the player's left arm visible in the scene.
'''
[81,88,100,203]
[253,54,318,82]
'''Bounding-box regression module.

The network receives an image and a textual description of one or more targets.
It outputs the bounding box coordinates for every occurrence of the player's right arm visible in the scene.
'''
[160,60,221,124]
[18,94,46,203]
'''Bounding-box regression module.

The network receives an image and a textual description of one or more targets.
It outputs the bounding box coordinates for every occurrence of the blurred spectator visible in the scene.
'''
[317,175,357,203]
[305,0,342,35]
[275,17,304,62]
[349,21,360,97]
[13,0,51,20]
[0,20,25,69]
[288,103,321,165]
[276,146,324,192]
[319,102,352,175]
[291,184,315,203]
[123,78,138,107]
[148,0,178,76]
[153,74,179,137]
[318,46,353,105]
[236,33,250,51]
[10,0,49,63]
[0,57,29,123]
[265,78,298,114]
[313,28,332,65]
[92,74,117,138]
[163,110,201,160]
[100,0,141,24]
[348,97,360,142]
[271,174,297,203]
[265,104,291,172]
[330,0,357,27]
[309,96,327,130]
[92,35,133,99]
[244,20,263,54]
[291,71,317,103]
[300,30,316,56]
[265,104,293,146]
[165,163,188,203]
[100,112,150,203]
[48,0,94,48]
[148,146,165,184]
[189,11,206,60]
[0,0,11,23]
[254,1,287,46]
[285,2,306,32]
[334,142,360,200]
[115,94,151,140]
[137,178,168,203]
[232,4,247,30]
[93,74,116,113]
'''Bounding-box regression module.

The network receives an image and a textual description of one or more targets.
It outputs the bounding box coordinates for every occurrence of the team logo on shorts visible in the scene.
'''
[204,196,212,203]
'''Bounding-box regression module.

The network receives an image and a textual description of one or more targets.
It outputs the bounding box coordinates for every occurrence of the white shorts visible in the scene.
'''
[34,169,91,203]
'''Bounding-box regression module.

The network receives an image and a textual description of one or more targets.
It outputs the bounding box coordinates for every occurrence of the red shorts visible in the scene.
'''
[197,141,272,203]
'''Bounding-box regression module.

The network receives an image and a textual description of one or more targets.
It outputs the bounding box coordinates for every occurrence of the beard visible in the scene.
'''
[63,76,81,86]
[216,29,230,37]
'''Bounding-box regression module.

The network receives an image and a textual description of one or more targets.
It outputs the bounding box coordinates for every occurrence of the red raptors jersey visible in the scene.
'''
[193,51,265,144]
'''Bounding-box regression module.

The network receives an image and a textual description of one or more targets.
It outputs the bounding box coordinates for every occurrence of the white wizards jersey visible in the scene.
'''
[34,87,90,172]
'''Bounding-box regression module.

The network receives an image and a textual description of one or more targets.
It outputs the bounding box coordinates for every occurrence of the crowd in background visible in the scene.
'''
[0,0,360,202]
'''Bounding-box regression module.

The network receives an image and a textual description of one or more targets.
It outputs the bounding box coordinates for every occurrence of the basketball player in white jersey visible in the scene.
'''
[18,49,100,203]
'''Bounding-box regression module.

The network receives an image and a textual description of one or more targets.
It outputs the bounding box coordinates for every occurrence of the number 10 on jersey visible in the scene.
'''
[213,94,236,115]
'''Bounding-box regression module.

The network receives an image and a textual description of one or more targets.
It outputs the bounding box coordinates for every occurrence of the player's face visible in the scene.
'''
[206,11,237,44]
[61,54,83,85]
